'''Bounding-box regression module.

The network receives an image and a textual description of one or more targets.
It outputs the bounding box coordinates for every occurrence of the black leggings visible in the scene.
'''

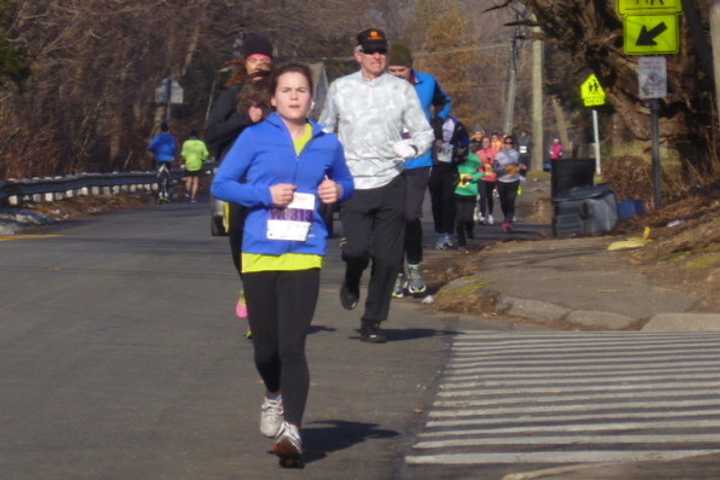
[243,269,320,426]
[454,195,475,246]
[429,165,457,235]
[497,181,520,222]
[478,181,495,217]
[228,203,249,275]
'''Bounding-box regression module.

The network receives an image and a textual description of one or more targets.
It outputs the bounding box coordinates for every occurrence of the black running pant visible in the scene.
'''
[403,167,430,265]
[454,194,475,246]
[429,164,457,235]
[340,175,406,327]
[478,181,496,218]
[243,268,320,427]
[497,181,520,222]
[228,203,249,275]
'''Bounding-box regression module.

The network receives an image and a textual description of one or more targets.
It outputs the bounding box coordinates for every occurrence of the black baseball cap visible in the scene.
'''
[356,28,388,52]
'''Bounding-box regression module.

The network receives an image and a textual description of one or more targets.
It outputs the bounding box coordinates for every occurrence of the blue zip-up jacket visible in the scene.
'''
[211,113,354,256]
[405,70,452,170]
[148,132,177,162]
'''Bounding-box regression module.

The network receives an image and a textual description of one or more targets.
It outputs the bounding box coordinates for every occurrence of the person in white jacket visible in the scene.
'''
[320,28,434,343]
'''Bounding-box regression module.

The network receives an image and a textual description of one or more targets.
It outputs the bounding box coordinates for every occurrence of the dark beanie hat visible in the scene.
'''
[388,43,413,67]
[234,33,273,59]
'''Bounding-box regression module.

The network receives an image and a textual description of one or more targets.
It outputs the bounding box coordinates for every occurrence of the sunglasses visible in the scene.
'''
[504,141,513,144]
[363,47,388,55]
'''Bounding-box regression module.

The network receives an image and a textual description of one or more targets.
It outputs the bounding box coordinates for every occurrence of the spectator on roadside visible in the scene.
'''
[550,137,565,162]
[387,42,451,298]
[429,115,469,249]
[180,130,209,203]
[494,135,523,232]
[319,28,434,343]
[212,63,354,469]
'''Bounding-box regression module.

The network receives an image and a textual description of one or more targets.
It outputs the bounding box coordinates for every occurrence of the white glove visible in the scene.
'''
[392,140,417,160]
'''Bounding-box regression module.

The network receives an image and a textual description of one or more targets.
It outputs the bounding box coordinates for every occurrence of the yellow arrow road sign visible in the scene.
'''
[580,74,606,108]
[623,14,680,55]
[618,0,682,15]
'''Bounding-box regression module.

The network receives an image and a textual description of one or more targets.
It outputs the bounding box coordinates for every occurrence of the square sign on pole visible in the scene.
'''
[638,56,667,99]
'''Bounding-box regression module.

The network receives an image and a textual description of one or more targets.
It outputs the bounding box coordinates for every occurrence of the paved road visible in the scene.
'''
[404,331,720,479]
[0,201,518,480]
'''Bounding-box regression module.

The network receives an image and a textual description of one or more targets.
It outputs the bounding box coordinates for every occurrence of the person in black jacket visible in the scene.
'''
[206,33,274,338]
[428,115,469,250]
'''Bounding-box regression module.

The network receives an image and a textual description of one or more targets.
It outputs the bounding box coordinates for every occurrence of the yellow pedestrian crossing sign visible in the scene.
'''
[623,14,680,55]
[617,0,682,15]
[581,74,606,108]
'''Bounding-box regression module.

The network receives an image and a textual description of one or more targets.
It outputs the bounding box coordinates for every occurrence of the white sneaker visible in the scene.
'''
[406,264,427,294]
[272,421,303,467]
[487,215,495,225]
[473,206,483,223]
[260,395,284,438]
[392,273,406,298]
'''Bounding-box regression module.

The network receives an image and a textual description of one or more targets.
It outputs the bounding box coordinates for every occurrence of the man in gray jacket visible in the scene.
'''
[320,28,434,343]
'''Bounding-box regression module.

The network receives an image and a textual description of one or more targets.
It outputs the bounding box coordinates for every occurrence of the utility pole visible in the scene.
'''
[711,1,720,122]
[531,16,544,171]
[503,36,518,135]
[503,2,528,136]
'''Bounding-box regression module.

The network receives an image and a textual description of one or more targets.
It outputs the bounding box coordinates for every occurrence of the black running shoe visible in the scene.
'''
[339,282,359,310]
[360,325,387,343]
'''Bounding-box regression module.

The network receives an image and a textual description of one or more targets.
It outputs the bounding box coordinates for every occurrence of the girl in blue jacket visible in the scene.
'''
[212,63,354,469]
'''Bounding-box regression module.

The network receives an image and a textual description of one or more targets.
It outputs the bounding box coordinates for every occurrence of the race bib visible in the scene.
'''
[519,146,528,154]
[436,143,454,164]
[266,192,315,242]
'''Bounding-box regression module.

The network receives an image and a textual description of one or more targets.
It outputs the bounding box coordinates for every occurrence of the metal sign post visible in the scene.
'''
[580,74,606,176]
[619,3,681,211]
[592,109,601,175]
[638,56,667,208]
[165,77,173,123]
[650,99,662,208]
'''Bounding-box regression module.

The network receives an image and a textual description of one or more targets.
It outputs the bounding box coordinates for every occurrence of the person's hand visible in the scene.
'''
[392,141,417,160]
[318,178,342,204]
[248,105,264,123]
[270,183,296,207]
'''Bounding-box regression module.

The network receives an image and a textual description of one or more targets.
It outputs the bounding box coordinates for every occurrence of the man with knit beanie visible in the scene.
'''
[387,43,452,298]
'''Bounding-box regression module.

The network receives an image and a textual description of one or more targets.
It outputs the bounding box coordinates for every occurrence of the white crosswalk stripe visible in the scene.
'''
[406,331,720,466]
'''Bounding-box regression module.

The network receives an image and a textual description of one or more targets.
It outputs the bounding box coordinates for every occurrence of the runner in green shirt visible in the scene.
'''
[181,130,209,202]
[454,151,484,248]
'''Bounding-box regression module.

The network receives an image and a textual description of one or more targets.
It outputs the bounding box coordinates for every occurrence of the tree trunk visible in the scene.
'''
[712,1,720,125]
[551,96,571,150]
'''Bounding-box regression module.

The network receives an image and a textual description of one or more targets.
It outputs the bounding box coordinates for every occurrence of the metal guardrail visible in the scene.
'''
[0,162,217,207]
